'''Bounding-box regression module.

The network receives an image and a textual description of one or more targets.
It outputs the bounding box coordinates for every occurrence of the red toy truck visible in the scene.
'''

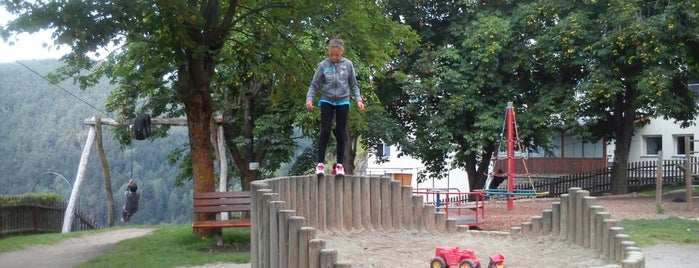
[430,246,505,268]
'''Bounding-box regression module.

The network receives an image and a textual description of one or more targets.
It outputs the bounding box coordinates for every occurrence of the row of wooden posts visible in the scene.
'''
[510,187,645,268]
[249,175,645,268]
[249,175,470,267]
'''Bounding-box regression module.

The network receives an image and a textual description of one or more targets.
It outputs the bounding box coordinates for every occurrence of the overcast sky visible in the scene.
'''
[0,8,70,63]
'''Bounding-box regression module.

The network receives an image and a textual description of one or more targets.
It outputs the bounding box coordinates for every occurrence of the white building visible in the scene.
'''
[623,83,699,162]
[361,144,471,192]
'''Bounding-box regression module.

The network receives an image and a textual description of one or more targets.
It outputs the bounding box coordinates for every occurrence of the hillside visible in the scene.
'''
[0,59,193,225]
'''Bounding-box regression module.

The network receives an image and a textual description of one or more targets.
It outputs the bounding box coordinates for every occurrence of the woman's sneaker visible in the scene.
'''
[335,164,345,175]
[316,163,325,175]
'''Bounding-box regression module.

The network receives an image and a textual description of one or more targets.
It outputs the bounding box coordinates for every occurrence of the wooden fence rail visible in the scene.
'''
[0,203,100,235]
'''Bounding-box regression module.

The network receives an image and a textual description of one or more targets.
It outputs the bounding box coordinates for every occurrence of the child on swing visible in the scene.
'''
[121,179,140,222]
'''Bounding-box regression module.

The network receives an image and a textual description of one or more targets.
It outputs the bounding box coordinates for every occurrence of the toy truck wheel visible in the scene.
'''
[488,262,505,268]
[430,257,447,268]
[458,259,478,268]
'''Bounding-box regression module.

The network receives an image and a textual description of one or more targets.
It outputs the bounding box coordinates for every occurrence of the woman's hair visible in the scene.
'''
[327,36,344,49]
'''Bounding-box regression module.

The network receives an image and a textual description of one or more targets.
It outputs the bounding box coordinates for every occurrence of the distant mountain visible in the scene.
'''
[0,59,193,225]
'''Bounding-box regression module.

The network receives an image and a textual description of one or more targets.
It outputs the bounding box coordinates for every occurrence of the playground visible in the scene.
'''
[1,194,696,268]
[320,194,699,268]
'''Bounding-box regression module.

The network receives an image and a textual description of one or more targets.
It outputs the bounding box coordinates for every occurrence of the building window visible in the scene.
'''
[377,143,390,160]
[644,136,662,155]
[676,135,695,155]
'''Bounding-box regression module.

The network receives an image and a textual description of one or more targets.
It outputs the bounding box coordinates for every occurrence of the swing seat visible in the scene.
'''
[484,188,537,197]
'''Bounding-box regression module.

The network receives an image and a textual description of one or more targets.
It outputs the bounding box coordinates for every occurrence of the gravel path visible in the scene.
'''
[0,228,155,268]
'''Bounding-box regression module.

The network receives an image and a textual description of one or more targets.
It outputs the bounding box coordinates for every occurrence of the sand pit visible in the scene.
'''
[319,230,611,268]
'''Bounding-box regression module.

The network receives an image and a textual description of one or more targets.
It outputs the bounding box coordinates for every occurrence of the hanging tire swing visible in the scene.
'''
[133,114,152,140]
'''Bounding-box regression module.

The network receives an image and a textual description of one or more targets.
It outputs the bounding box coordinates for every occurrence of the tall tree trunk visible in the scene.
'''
[610,84,637,194]
[241,92,258,190]
[180,58,217,237]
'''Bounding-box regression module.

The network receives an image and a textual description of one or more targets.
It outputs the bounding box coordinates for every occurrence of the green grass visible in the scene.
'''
[619,217,699,247]
[77,225,251,268]
[638,185,699,196]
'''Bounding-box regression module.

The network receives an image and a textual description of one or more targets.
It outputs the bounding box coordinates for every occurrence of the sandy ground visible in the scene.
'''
[1,194,697,267]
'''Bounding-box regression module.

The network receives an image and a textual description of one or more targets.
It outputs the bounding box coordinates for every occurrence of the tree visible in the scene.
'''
[535,1,699,194]
[381,0,555,190]
[0,0,287,237]
[1,1,417,237]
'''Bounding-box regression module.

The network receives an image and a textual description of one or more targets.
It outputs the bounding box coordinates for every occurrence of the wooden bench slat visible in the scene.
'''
[193,199,250,206]
[193,204,251,213]
[194,191,251,198]
[193,219,251,228]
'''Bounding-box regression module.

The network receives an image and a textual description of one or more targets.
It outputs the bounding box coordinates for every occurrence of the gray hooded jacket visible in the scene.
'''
[306,57,362,105]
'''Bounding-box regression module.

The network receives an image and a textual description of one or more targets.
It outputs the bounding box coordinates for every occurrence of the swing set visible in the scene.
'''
[483,102,548,210]
[61,115,231,233]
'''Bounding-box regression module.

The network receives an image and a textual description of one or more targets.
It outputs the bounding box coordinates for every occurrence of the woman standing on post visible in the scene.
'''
[306,36,365,176]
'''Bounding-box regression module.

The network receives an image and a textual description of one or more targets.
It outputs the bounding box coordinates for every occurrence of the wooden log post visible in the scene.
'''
[278,210,295,268]
[607,226,624,260]
[319,249,338,268]
[559,194,569,240]
[63,126,95,233]
[370,177,381,229]
[435,212,447,232]
[521,222,532,236]
[588,205,604,249]
[287,216,305,268]
[541,209,553,235]
[401,186,413,230]
[595,212,612,252]
[308,239,326,268]
[582,195,596,248]
[380,177,392,231]
[423,205,437,232]
[567,188,582,242]
[391,181,403,230]
[317,176,327,231]
[551,202,561,236]
[574,190,590,245]
[351,176,362,230]
[531,216,543,236]
[326,176,336,231]
[342,176,352,230]
[308,175,318,229]
[269,200,285,268]
[412,195,425,231]
[297,227,316,268]
[361,176,373,230]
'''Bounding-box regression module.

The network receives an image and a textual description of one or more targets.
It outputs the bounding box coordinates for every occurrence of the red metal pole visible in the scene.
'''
[507,102,515,210]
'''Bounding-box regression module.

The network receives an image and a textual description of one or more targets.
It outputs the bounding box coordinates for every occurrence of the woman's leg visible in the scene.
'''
[334,105,349,164]
[318,103,335,163]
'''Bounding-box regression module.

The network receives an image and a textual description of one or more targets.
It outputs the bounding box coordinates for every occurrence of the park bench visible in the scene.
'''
[192,191,251,229]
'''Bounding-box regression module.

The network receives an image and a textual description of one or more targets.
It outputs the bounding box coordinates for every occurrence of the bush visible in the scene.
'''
[0,193,62,206]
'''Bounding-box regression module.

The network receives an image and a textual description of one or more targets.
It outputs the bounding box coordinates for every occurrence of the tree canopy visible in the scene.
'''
[1,0,417,236]
[379,0,699,193]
